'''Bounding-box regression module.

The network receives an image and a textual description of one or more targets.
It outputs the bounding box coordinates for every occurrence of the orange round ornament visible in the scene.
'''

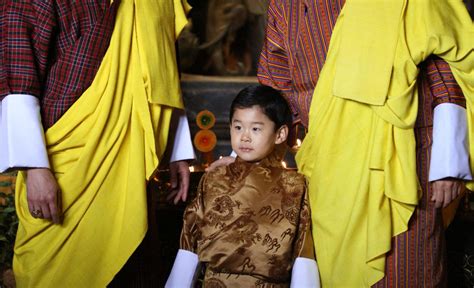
[193,129,217,152]
[196,110,216,130]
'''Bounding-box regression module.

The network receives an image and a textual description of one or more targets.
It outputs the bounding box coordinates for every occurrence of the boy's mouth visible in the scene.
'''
[239,147,253,152]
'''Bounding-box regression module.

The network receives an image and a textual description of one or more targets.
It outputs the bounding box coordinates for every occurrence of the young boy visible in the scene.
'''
[166,85,320,287]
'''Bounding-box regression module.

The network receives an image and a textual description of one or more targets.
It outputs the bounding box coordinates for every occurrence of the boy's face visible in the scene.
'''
[230,106,288,163]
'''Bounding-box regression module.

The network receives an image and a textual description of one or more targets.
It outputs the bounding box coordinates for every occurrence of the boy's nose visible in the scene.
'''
[241,132,251,142]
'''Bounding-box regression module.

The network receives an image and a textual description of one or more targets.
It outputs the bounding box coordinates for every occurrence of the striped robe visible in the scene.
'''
[258,0,466,286]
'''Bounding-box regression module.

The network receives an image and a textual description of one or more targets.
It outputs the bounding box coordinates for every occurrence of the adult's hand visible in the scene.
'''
[167,160,190,204]
[26,168,62,223]
[205,156,235,172]
[431,178,463,208]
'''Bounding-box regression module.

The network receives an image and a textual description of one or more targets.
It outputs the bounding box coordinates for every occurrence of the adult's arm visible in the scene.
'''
[0,1,61,223]
[425,58,471,208]
[0,1,57,172]
[417,2,474,208]
[257,0,303,144]
[168,110,195,204]
[165,0,194,204]
[257,0,293,98]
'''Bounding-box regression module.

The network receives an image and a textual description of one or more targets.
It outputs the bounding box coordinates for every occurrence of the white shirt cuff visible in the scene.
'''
[429,103,472,182]
[165,249,199,288]
[0,94,50,172]
[169,111,195,162]
[291,257,321,288]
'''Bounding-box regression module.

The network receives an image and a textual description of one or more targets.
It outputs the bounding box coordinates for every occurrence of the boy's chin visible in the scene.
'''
[236,153,268,163]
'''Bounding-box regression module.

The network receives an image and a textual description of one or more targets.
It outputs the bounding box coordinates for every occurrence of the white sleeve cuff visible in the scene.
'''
[0,94,50,172]
[291,257,320,288]
[169,111,195,163]
[429,103,472,182]
[165,249,199,288]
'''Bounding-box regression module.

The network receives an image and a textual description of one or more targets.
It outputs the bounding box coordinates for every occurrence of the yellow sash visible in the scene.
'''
[14,1,189,286]
[333,0,404,106]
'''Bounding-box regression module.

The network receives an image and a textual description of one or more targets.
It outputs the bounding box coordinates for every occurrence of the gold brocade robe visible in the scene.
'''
[180,152,312,287]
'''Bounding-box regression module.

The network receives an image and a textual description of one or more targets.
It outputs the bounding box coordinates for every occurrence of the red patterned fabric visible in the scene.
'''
[426,58,466,109]
[258,0,466,286]
[0,0,119,128]
[258,0,344,127]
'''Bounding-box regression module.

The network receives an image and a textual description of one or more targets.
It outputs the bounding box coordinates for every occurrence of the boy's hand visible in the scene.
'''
[431,178,463,208]
[205,156,235,172]
[167,160,190,204]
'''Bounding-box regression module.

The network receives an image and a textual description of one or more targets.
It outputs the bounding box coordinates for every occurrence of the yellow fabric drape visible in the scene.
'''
[135,0,190,107]
[296,0,473,286]
[333,0,404,106]
[13,0,189,286]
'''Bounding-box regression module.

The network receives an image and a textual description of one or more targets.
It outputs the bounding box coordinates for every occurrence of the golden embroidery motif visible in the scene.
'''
[240,257,257,274]
[222,214,259,247]
[263,233,281,253]
[259,205,285,224]
[280,228,295,242]
[207,195,237,226]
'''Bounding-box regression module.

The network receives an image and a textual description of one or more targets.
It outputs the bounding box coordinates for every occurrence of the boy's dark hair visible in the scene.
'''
[230,85,292,131]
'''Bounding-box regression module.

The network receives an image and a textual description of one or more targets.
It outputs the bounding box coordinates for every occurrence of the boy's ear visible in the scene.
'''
[275,125,289,145]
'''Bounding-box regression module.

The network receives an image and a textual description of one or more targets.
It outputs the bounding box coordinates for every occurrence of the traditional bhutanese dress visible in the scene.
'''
[258,0,472,286]
[180,151,313,287]
[1,0,190,286]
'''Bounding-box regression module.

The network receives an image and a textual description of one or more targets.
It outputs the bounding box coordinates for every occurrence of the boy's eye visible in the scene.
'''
[234,125,242,130]
[252,127,261,132]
